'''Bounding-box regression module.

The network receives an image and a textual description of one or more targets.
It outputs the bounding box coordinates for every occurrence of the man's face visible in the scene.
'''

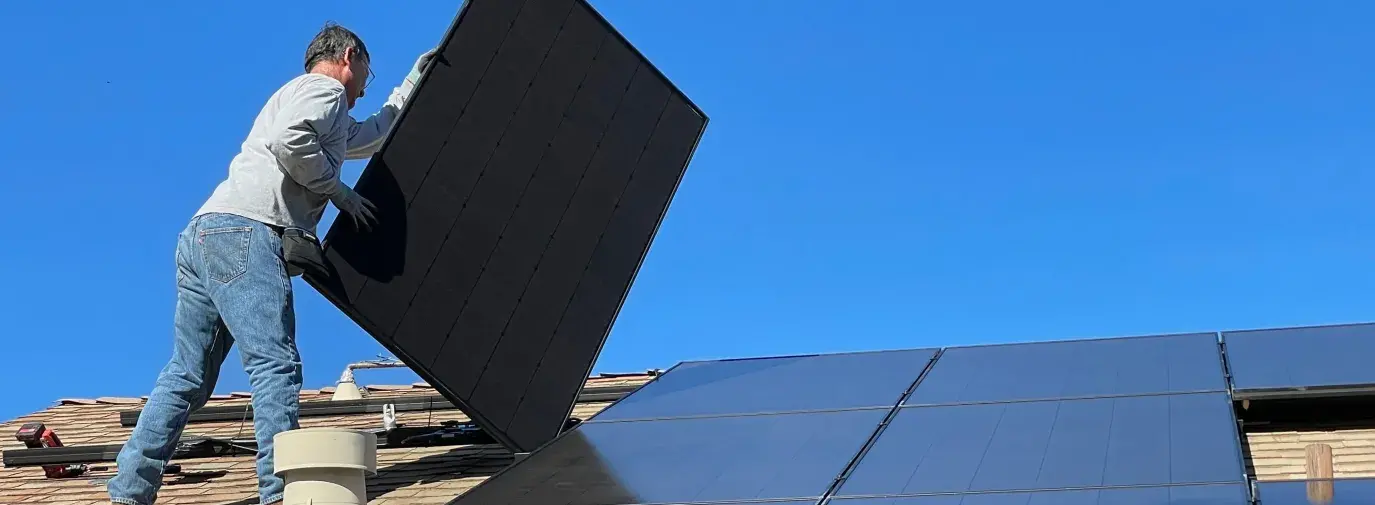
[340,47,372,110]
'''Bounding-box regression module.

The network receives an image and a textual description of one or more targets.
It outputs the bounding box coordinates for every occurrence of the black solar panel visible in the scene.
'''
[907,333,1226,406]
[1254,478,1375,505]
[827,483,1250,504]
[836,392,1244,497]
[1222,323,1375,399]
[306,0,707,453]
[448,410,886,505]
[587,349,937,422]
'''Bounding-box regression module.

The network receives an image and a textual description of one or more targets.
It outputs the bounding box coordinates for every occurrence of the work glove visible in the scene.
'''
[405,48,439,89]
[331,184,377,233]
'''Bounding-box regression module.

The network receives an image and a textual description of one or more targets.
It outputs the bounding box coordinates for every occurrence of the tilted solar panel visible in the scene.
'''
[1222,323,1375,399]
[837,392,1246,497]
[448,410,887,505]
[305,0,708,453]
[587,349,937,422]
[907,332,1227,406]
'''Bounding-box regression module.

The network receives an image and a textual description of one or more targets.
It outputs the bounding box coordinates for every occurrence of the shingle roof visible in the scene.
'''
[0,373,655,505]
[1246,429,1375,481]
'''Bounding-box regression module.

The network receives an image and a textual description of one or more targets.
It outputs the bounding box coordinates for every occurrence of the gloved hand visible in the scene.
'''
[330,184,377,232]
[405,48,439,89]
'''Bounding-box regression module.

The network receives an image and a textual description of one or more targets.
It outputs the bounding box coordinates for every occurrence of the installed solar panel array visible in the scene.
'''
[448,333,1254,505]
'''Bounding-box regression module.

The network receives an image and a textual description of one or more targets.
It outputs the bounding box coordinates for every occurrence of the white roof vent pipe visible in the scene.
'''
[331,357,407,401]
[274,428,377,505]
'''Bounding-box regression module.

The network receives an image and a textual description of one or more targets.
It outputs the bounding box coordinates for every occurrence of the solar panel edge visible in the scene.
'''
[575,0,710,124]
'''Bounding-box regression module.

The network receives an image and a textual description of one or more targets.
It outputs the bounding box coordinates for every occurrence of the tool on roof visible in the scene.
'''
[12,423,185,479]
[15,422,86,478]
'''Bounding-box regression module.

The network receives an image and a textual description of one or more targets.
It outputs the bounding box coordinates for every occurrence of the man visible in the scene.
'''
[107,23,435,505]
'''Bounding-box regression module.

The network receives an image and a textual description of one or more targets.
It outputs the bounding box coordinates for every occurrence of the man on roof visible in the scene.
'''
[106,22,435,505]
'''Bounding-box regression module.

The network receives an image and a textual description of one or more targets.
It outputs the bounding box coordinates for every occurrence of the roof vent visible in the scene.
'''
[330,357,407,401]
[274,428,377,505]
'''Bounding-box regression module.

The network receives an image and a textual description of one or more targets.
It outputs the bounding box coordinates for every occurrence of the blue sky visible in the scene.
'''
[2,1,1372,422]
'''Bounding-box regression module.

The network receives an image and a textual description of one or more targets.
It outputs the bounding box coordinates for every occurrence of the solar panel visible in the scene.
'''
[448,410,887,505]
[1254,478,1375,505]
[906,333,1226,406]
[826,483,1249,504]
[588,349,937,422]
[836,392,1244,497]
[305,0,708,453]
[1223,323,1375,399]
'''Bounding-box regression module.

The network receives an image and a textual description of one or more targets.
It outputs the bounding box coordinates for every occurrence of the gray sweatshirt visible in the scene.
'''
[195,72,412,234]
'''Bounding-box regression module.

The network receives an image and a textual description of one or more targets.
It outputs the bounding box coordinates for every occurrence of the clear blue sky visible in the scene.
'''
[2,1,1372,422]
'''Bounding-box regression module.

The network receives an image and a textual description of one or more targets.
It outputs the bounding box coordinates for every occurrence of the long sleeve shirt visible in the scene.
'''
[195,72,412,234]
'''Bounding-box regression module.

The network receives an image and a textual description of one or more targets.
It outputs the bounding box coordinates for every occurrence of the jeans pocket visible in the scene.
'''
[200,226,253,284]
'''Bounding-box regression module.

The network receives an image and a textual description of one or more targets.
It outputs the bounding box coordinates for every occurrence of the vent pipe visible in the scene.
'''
[1305,442,1335,505]
[274,428,377,505]
[332,357,407,401]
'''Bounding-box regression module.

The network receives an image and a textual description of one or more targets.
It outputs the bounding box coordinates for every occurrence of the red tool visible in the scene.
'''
[14,423,87,478]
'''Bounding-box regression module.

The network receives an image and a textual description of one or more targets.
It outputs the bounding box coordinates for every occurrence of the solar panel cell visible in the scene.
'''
[589,349,937,422]
[907,333,1226,406]
[837,392,1243,497]
[448,410,886,505]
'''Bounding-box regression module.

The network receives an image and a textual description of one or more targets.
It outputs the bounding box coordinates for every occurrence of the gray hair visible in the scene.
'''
[303,22,370,72]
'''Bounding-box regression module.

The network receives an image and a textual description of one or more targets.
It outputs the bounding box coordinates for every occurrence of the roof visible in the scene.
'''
[8,324,1375,505]
[0,373,656,505]
[1247,429,1375,480]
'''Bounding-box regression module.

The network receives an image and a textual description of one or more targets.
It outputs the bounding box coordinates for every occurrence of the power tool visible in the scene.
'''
[14,422,87,478]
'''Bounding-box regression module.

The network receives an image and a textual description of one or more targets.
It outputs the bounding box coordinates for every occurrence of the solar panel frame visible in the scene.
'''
[304,0,708,453]
[904,332,1229,407]
[1222,322,1375,400]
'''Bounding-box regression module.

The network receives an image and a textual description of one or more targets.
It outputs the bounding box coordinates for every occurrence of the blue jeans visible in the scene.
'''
[109,213,302,505]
